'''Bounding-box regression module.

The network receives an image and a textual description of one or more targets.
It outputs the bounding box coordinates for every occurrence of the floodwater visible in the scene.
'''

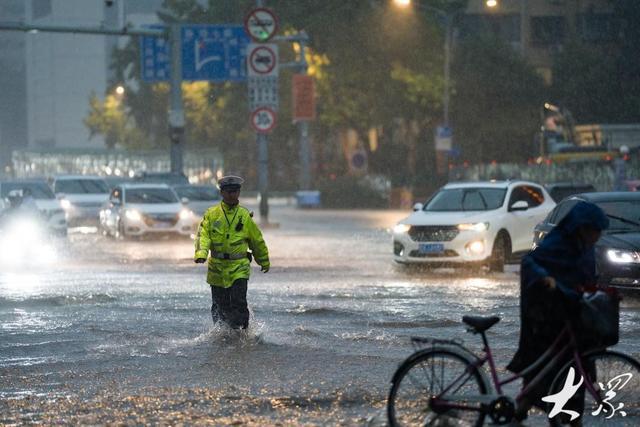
[2,202,640,425]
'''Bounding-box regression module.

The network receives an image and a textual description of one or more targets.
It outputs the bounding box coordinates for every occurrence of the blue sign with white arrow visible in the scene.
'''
[140,25,250,82]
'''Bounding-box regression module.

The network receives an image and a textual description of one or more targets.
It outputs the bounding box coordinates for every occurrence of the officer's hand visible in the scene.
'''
[261,265,270,273]
[195,258,206,264]
[541,276,556,290]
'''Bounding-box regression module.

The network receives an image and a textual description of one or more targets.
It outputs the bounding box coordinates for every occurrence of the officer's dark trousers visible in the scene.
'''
[210,279,249,329]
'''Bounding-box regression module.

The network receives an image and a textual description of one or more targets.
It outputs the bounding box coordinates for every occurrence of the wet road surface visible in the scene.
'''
[2,202,640,425]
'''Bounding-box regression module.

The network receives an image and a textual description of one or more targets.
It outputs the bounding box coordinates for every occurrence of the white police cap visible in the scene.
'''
[217,175,244,190]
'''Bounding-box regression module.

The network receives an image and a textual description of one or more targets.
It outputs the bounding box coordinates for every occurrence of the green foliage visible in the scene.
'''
[316,175,388,209]
[550,1,640,124]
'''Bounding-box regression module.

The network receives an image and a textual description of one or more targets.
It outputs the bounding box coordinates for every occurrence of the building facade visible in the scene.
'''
[463,0,616,84]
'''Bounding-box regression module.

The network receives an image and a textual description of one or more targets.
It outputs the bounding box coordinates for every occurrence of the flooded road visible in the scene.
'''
[2,202,640,425]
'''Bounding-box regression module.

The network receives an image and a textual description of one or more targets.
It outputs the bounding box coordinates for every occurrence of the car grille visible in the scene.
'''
[409,249,459,258]
[75,201,103,208]
[143,213,178,226]
[408,226,459,242]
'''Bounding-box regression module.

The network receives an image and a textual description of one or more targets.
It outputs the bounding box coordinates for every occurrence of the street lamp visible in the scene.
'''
[115,85,125,96]
[392,0,453,126]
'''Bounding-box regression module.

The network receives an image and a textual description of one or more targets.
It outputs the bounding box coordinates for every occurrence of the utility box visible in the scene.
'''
[296,190,321,208]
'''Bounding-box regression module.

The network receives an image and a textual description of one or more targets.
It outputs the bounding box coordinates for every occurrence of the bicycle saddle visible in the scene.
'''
[462,315,500,333]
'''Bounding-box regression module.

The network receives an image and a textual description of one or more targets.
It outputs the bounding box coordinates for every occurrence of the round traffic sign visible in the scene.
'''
[249,45,277,75]
[244,8,279,42]
[251,107,277,133]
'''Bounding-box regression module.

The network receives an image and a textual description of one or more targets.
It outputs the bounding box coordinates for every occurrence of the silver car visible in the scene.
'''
[52,175,110,226]
[172,184,220,218]
[99,183,197,239]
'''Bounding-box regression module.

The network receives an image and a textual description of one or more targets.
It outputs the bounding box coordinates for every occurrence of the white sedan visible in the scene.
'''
[99,183,197,239]
[392,180,556,271]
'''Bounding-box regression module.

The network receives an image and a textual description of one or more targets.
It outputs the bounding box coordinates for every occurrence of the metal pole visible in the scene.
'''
[443,14,451,126]
[257,133,269,222]
[297,38,311,191]
[255,0,269,222]
[520,0,527,56]
[168,22,184,173]
[299,122,311,190]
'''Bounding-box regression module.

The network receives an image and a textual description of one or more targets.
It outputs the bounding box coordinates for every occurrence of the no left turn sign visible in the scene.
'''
[248,44,278,76]
[251,107,277,133]
[244,8,279,42]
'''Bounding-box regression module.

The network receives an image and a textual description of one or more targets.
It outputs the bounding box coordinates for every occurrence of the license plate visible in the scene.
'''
[419,243,444,254]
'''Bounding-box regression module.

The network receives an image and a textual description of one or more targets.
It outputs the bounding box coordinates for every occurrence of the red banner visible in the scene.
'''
[292,74,316,121]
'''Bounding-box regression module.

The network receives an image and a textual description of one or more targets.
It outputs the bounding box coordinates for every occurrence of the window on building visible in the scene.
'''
[32,0,51,20]
[530,16,566,46]
[577,13,617,43]
[459,14,520,44]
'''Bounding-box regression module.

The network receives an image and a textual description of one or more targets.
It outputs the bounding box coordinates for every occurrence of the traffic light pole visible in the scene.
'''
[0,20,185,174]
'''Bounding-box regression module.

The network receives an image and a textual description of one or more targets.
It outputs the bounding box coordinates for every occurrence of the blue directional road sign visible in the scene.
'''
[140,25,250,82]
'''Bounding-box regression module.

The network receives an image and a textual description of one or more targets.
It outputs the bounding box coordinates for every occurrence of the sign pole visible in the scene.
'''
[297,37,311,191]
[169,22,185,173]
[257,132,269,222]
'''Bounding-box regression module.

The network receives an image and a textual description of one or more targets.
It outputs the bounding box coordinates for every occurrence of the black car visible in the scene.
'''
[533,192,640,291]
[544,182,597,202]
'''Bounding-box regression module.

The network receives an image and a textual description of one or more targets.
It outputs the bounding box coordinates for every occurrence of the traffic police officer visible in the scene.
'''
[194,175,270,329]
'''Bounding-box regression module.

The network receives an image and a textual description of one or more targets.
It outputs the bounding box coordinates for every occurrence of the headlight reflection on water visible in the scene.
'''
[0,218,58,267]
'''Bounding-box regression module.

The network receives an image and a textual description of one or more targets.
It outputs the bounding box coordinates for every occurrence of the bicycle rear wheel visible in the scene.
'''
[387,348,488,427]
[547,350,640,426]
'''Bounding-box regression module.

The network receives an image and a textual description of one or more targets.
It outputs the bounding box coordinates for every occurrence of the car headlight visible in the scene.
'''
[125,209,142,221]
[393,224,411,234]
[179,209,193,220]
[466,240,485,254]
[458,222,489,232]
[60,199,72,210]
[606,249,640,264]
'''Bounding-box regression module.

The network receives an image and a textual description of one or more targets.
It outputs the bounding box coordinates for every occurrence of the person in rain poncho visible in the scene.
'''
[507,200,609,422]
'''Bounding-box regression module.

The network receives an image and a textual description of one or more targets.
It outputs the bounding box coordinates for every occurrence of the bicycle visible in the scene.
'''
[387,315,640,426]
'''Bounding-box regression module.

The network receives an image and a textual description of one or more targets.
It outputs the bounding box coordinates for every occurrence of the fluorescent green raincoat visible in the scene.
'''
[194,202,270,288]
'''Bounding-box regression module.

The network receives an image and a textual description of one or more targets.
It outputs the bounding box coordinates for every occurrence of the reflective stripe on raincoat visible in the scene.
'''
[194,202,269,288]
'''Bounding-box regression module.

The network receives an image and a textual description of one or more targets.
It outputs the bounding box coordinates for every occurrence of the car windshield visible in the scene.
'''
[125,188,178,204]
[1,182,55,199]
[55,179,109,194]
[424,188,507,211]
[173,186,219,201]
[598,201,640,233]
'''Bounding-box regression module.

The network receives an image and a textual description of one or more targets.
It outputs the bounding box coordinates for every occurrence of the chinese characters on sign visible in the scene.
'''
[292,74,316,121]
[542,367,631,421]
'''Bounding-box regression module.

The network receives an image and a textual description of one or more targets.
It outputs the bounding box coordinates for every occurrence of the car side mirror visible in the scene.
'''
[181,197,190,205]
[509,200,529,211]
[413,203,423,211]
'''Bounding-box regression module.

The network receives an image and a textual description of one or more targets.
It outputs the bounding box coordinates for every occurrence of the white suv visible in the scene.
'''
[392,181,556,271]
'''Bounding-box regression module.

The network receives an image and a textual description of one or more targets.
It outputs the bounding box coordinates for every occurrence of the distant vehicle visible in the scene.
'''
[99,183,196,239]
[0,180,67,237]
[172,184,220,217]
[544,182,597,202]
[132,171,189,185]
[533,192,640,291]
[103,175,133,190]
[393,181,555,271]
[52,175,110,226]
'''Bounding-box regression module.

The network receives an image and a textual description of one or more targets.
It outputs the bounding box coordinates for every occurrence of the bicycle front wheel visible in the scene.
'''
[548,350,640,426]
[388,348,488,427]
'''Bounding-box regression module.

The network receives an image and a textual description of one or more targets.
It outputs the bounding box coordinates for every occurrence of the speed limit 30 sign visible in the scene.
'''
[251,107,277,133]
